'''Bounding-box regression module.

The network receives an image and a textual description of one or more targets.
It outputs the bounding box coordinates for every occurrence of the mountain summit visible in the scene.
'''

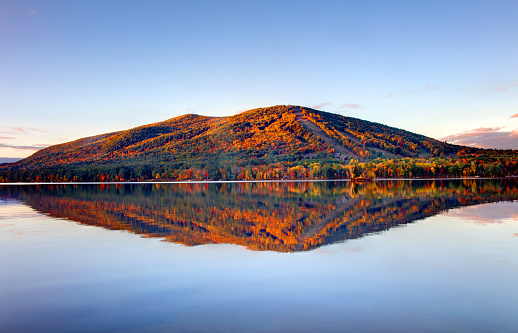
[1,105,516,182]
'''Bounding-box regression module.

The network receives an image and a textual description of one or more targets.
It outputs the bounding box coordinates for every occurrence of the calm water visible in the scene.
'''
[1,179,517,332]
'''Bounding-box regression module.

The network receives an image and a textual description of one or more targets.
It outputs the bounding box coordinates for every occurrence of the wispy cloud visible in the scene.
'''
[441,127,518,150]
[0,127,48,135]
[311,103,331,109]
[426,84,440,90]
[339,103,360,109]
[0,143,50,150]
[511,113,518,118]
[28,10,37,16]
[465,81,517,96]
[0,136,15,140]
[28,128,48,133]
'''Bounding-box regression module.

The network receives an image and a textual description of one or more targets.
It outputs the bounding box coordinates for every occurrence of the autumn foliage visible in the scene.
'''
[1,105,517,182]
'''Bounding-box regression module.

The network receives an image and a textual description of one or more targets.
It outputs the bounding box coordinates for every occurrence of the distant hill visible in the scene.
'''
[1,105,517,182]
[0,157,22,164]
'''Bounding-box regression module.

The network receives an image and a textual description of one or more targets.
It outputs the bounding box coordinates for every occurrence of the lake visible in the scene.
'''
[1,179,517,332]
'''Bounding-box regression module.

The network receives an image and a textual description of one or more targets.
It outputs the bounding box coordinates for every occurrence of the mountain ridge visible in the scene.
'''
[1,105,517,182]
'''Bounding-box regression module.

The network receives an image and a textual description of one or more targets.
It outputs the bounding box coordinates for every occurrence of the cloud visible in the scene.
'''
[467,89,485,96]
[511,113,518,118]
[311,103,331,109]
[0,127,48,135]
[441,127,518,150]
[28,10,37,16]
[0,143,50,150]
[29,128,48,133]
[460,81,518,96]
[339,103,360,109]
[0,136,15,140]
[426,84,440,90]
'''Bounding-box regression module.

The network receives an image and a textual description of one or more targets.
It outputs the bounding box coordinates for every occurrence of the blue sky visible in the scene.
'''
[1,0,517,158]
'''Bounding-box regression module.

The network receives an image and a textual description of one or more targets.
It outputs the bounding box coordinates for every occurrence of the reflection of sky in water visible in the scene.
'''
[0,202,45,240]
[444,201,518,224]
[1,199,518,332]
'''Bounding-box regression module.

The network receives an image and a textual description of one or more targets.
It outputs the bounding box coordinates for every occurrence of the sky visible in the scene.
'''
[1,0,517,159]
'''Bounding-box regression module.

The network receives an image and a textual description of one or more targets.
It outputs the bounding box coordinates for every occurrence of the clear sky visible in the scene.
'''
[1,0,517,159]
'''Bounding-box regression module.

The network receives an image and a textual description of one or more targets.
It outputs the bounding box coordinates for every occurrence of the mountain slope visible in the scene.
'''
[3,105,457,168]
[1,105,517,182]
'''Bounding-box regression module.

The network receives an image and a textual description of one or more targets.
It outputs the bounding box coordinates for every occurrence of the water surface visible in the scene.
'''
[1,179,517,332]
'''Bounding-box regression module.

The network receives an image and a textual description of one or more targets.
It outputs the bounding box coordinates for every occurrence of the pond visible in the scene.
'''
[1,179,517,332]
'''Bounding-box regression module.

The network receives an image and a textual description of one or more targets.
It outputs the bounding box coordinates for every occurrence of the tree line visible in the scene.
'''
[2,155,517,183]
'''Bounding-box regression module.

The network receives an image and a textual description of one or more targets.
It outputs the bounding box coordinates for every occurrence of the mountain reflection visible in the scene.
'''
[1,179,517,252]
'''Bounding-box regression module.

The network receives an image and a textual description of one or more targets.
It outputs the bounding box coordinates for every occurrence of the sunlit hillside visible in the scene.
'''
[1,105,517,182]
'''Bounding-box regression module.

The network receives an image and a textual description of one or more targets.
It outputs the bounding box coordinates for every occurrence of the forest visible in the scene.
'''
[1,105,517,182]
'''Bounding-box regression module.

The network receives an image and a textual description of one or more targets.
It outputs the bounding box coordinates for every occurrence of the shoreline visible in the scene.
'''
[0,176,516,186]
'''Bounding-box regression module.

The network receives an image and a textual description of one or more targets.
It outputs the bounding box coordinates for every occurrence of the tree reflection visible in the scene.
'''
[1,178,517,252]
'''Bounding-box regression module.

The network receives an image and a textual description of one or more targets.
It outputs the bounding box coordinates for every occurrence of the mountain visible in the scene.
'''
[0,157,22,164]
[1,105,517,182]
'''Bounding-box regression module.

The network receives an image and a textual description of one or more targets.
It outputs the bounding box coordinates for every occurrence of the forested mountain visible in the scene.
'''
[1,105,517,182]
